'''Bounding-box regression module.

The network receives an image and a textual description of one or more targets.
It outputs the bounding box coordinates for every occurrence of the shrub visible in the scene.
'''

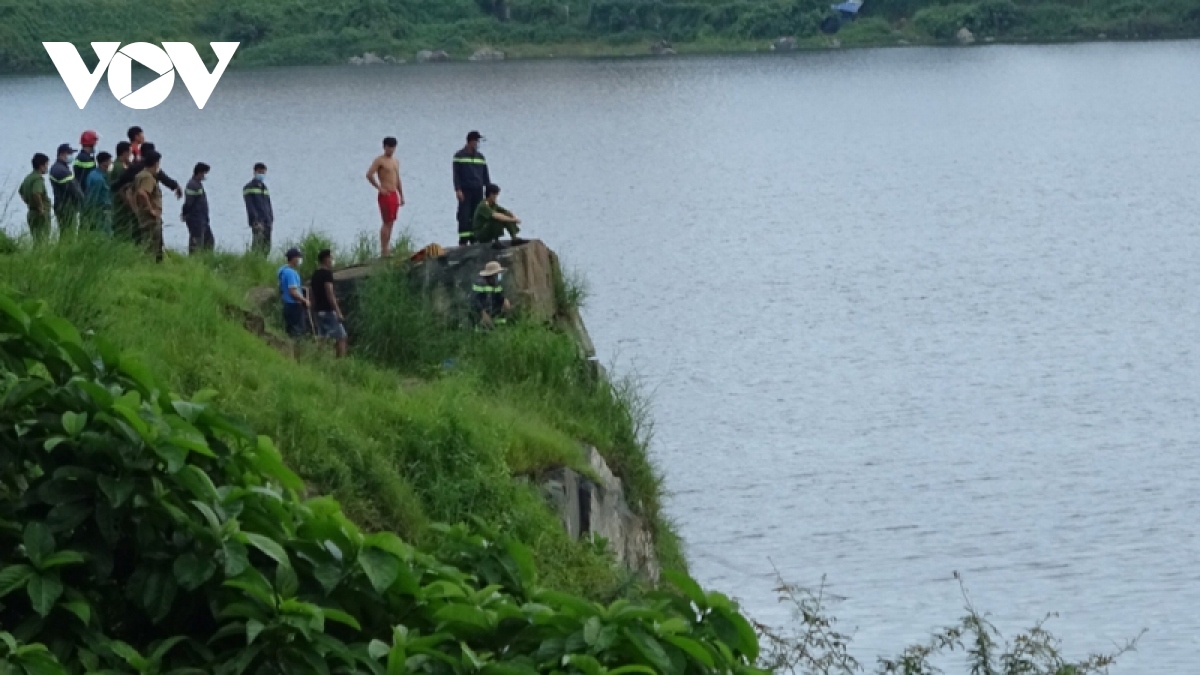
[0,288,763,674]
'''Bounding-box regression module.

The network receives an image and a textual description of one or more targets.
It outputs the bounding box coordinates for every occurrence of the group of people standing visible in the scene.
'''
[15,126,274,261]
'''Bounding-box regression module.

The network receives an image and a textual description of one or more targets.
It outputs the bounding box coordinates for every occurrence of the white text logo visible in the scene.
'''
[43,42,240,110]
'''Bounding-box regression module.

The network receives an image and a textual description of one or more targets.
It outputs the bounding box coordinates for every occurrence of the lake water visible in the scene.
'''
[4,41,1200,671]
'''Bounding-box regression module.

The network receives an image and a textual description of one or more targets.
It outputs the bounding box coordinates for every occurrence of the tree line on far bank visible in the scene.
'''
[2,0,1199,71]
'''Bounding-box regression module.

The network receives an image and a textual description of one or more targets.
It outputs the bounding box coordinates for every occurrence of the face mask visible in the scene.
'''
[255,173,266,182]
[297,259,304,267]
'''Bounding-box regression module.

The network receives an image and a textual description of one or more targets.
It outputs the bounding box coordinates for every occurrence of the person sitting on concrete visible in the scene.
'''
[310,249,348,357]
[473,183,524,247]
[278,248,310,338]
[472,260,511,330]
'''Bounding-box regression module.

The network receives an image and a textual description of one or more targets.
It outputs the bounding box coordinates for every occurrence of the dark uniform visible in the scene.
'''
[453,147,490,245]
[18,170,51,239]
[182,178,214,253]
[49,159,83,231]
[72,149,97,186]
[243,178,274,255]
[472,275,508,328]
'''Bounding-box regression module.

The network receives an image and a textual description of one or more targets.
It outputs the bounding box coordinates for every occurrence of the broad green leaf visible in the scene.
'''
[623,628,675,675]
[15,653,66,675]
[321,608,361,631]
[108,640,149,672]
[663,570,707,609]
[247,619,266,645]
[276,562,300,599]
[358,549,400,593]
[662,635,715,668]
[362,532,413,561]
[27,574,64,617]
[223,542,250,577]
[656,618,690,636]
[178,466,220,502]
[42,437,69,452]
[0,565,34,598]
[503,539,538,588]
[564,655,603,675]
[63,598,91,625]
[242,533,289,566]
[173,553,218,591]
[607,667,658,675]
[434,604,492,631]
[728,609,759,661]
[583,616,603,647]
[96,475,135,508]
[23,524,54,567]
[420,580,467,600]
[39,551,85,570]
[61,411,86,437]
[46,501,92,532]
[368,640,390,660]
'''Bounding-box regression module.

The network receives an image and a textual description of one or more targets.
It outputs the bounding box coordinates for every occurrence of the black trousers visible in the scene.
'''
[186,220,215,254]
[457,186,484,245]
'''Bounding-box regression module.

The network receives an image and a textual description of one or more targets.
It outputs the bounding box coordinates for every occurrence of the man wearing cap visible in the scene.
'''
[49,143,84,232]
[74,130,100,186]
[472,260,511,330]
[453,131,491,246]
[279,248,310,338]
[18,153,51,239]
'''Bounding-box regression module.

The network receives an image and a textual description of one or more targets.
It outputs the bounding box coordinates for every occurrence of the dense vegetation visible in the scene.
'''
[0,231,679,601]
[0,228,1142,674]
[2,0,1199,72]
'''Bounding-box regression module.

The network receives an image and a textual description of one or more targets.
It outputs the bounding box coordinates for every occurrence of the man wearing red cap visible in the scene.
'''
[74,130,100,186]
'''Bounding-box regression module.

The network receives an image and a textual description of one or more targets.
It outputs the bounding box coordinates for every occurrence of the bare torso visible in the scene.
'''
[371,155,400,193]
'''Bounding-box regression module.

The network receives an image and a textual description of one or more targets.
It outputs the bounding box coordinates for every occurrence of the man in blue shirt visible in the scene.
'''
[278,248,310,337]
[83,151,114,233]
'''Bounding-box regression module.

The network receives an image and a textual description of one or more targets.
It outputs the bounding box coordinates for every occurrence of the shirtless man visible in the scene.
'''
[366,136,404,257]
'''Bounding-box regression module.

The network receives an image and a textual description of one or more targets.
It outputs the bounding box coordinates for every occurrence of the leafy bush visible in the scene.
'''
[0,289,763,674]
[912,3,974,39]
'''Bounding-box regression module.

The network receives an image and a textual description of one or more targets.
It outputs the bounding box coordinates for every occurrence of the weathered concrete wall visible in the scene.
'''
[332,240,595,357]
[541,446,661,583]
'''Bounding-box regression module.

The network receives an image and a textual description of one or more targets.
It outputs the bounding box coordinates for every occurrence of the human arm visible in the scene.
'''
[366,157,383,193]
[325,282,342,320]
[289,286,308,305]
[397,163,405,206]
[244,188,261,225]
[157,170,182,198]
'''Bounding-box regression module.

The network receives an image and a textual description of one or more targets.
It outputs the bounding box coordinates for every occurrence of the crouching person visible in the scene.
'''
[473,261,511,330]
[310,249,348,357]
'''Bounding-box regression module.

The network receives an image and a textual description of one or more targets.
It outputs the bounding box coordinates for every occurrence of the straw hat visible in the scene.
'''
[480,261,505,276]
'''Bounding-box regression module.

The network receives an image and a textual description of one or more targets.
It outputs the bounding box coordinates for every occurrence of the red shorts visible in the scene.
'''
[378,190,400,222]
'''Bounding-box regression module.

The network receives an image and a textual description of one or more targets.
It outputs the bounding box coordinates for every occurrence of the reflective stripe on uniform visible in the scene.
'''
[186,189,205,196]
[453,158,487,164]
[472,285,502,293]
[243,188,269,195]
[50,174,74,184]
[73,160,96,169]
[459,231,473,238]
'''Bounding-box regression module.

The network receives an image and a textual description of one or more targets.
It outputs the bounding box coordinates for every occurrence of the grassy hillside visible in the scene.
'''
[0,228,681,601]
[2,0,1199,72]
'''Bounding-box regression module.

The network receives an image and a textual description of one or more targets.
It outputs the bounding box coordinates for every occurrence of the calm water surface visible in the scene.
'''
[4,41,1200,672]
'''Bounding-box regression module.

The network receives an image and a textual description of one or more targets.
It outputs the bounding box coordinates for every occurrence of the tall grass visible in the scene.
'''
[0,232,632,598]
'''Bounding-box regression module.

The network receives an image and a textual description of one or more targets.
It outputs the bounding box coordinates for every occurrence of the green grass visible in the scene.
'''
[0,229,681,598]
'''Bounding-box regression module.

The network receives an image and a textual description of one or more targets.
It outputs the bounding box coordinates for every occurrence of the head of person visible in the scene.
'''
[193,162,210,181]
[143,150,162,171]
[254,162,267,181]
[32,153,49,174]
[382,136,397,157]
[127,126,144,144]
[485,183,500,205]
[318,248,333,269]
[466,130,483,151]
[56,143,75,162]
[286,247,303,268]
[480,260,504,283]
[115,141,131,161]
[96,151,113,172]
[141,142,157,158]
[80,130,99,150]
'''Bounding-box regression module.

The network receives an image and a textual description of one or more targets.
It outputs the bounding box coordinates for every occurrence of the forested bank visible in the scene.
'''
[1,0,1199,72]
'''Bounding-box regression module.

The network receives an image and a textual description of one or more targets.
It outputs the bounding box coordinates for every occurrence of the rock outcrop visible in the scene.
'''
[956,27,976,44]
[416,50,451,63]
[469,47,506,61]
[771,36,797,51]
[541,446,661,582]
[650,40,676,56]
